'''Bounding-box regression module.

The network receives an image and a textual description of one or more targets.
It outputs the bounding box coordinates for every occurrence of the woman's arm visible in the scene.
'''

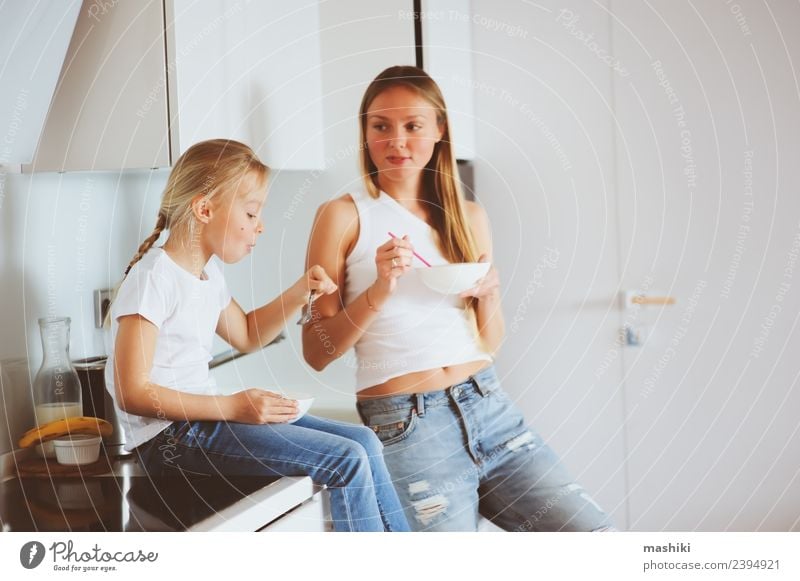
[113,315,298,423]
[216,266,337,354]
[301,197,414,371]
[461,202,505,354]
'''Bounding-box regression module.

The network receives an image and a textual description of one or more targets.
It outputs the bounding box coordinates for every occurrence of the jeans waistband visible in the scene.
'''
[356,365,499,417]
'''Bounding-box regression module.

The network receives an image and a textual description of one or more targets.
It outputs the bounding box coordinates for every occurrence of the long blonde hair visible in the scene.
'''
[358,65,479,265]
[124,139,269,275]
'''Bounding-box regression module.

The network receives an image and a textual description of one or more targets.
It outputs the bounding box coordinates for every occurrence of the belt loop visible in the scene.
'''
[415,392,426,417]
[472,374,490,397]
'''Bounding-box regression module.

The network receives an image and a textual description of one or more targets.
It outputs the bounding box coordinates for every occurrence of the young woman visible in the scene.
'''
[302,66,615,532]
[106,139,409,532]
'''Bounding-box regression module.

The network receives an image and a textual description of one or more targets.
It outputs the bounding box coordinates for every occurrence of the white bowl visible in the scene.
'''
[52,434,102,465]
[279,392,314,424]
[416,262,491,295]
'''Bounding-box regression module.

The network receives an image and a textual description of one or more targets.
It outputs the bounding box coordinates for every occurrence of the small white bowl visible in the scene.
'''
[52,434,102,465]
[417,262,491,295]
[280,392,314,424]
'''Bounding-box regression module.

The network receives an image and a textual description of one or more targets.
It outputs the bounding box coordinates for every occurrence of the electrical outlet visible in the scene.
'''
[93,289,113,329]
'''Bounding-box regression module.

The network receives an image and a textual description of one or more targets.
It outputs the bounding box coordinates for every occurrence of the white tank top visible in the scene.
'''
[344,189,492,391]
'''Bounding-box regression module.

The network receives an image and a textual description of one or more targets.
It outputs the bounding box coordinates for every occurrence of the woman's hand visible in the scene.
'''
[289,264,338,306]
[459,255,500,300]
[224,389,299,424]
[371,235,415,299]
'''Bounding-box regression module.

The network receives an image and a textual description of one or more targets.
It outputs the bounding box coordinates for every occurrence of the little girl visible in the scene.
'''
[105,139,409,532]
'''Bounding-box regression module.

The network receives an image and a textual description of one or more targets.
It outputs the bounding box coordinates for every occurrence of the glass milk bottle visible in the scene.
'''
[32,317,83,457]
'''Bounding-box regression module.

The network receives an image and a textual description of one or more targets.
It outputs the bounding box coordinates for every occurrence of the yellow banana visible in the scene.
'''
[18,416,113,449]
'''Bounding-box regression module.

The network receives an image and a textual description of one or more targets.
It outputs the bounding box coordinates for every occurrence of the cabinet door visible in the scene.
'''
[316,0,416,190]
[422,0,476,161]
[166,0,325,170]
[31,0,169,172]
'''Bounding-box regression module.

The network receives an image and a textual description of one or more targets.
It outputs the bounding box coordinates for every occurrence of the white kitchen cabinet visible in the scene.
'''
[319,0,476,162]
[315,0,416,191]
[29,0,326,172]
[165,0,325,170]
[31,0,170,172]
[17,1,465,173]
[421,0,477,160]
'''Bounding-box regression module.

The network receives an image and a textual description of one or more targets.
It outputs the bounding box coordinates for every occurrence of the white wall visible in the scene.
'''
[0,162,360,455]
[0,168,168,453]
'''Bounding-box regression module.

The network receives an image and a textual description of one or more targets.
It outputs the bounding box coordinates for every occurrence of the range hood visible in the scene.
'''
[0,1,82,167]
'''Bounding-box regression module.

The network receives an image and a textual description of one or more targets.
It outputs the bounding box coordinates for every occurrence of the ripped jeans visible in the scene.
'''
[356,365,615,532]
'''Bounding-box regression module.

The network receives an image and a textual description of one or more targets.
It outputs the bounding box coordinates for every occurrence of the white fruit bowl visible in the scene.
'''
[416,262,491,295]
[52,434,102,465]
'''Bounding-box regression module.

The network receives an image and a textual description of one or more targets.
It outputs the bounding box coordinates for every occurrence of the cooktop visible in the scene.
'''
[0,473,281,532]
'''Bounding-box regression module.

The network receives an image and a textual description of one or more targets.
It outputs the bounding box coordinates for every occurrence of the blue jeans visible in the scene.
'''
[356,365,616,532]
[136,414,410,532]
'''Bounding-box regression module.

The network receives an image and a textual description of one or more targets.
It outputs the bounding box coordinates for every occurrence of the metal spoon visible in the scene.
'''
[296,290,318,325]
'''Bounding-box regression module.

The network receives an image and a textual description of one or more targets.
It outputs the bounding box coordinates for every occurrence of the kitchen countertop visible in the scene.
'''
[0,449,322,532]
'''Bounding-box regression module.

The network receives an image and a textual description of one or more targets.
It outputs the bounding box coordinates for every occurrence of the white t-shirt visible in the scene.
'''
[104,247,232,451]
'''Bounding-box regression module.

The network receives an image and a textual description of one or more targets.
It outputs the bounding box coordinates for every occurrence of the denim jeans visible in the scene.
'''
[356,365,616,532]
[135,414,410,532]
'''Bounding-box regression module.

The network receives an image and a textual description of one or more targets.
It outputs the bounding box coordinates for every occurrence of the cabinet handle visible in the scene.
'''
[630,295,676,306]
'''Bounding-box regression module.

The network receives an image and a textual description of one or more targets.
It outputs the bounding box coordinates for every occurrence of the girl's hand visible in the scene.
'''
[371,235,414,299]
[459,255,500,300]
[225,389,299,424]
[290,264,338,306]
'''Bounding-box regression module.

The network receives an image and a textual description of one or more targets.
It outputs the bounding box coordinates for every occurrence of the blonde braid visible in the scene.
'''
[124,212,167,276]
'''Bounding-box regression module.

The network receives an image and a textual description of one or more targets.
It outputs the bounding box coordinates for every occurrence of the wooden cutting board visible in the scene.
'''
[16,456,114,478]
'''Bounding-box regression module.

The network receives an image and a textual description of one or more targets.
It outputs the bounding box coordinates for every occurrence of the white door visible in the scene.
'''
[612,0,800,531]
[472,0,800,532]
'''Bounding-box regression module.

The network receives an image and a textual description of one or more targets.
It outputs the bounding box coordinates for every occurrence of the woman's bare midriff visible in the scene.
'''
[356,359,490,400]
